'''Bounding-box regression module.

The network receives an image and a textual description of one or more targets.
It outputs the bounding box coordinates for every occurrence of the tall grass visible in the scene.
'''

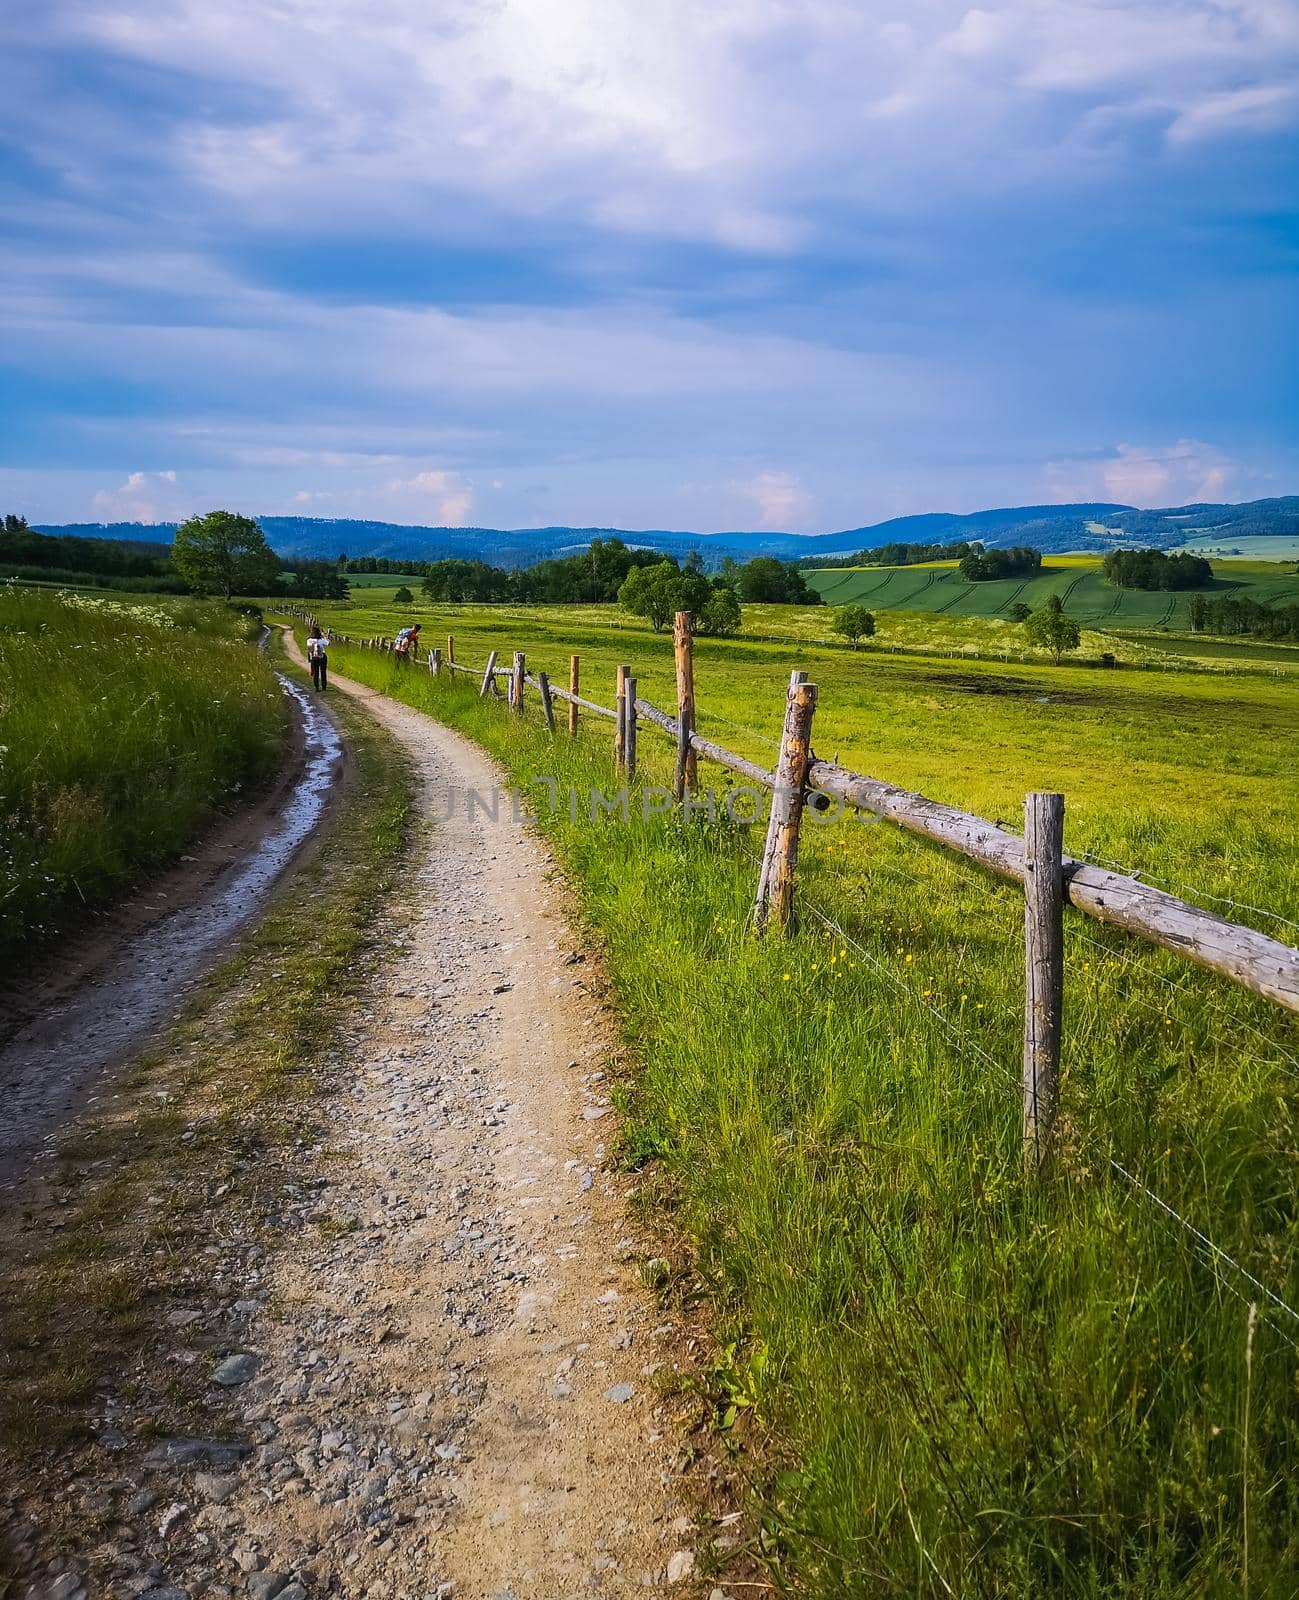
[0,588,284,954]
[313,622,1299,1598]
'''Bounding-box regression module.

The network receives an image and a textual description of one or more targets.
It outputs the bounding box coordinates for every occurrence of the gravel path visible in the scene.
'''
[159,640,697,1598]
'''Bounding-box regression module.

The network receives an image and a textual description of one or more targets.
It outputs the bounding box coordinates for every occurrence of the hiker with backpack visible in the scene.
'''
[306,624,330,691]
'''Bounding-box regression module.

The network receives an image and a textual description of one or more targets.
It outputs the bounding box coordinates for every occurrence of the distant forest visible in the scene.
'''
[415,542,821,605]
[1,516,349,599]
[3,519,821,608]
[800,539,986,571]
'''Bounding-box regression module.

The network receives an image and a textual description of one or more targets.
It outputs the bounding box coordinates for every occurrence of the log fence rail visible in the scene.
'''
[285,607,1299,1164]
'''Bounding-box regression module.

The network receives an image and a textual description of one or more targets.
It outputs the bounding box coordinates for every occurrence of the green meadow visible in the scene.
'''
[804,555,1299,630]
[0,588,284,956]
[293,595,1299,1598]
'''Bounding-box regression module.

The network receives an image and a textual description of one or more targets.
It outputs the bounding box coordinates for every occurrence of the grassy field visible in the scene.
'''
[342,570,427,588]
[287,597,1299,1597]
[1174,536,1299,561]
[0,588,285,956]
[804,556,1299,631]
[316,586,1299,678]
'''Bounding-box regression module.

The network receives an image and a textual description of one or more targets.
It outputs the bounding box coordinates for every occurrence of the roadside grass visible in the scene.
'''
[311,626,1299,1598]
[0,587,285,957]
[0,647,413,1496]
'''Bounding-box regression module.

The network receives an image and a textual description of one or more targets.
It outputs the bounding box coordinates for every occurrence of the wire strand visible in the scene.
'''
[1107,1160,1299,1336]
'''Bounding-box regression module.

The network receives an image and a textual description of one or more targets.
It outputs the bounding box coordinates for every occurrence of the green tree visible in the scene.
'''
[393,584,414,603]
[1025,594,1081,663]
[618,561,710,632]
[1006,601,1032,622]
[831,604,875,648]
[736,556,820,604]
[698,584,742,636]
[172,510,279,599]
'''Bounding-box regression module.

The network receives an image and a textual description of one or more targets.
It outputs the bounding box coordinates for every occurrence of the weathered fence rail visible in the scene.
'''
[287,608,1299,1160]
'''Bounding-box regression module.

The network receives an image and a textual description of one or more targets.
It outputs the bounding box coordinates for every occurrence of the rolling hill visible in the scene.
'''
[804,556,1299,629]
[30,495,1299,567]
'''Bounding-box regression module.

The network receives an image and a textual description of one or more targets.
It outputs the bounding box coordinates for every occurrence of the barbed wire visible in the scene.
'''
[1069,927,1299,1079]
[736,837,1023,1095]
[1107,1160,1299,1340]
[735,839,1299,1347]
[1074,848,1299,939]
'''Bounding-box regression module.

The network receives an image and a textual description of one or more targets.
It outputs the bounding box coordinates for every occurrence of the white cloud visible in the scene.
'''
[18,0,1299,249]
[733,470,814,531]
[1043,441,1240,507]
[90,469,188,521]
[384,470,475,526]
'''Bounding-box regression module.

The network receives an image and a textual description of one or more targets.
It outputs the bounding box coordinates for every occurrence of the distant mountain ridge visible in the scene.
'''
[32,496,1299,567]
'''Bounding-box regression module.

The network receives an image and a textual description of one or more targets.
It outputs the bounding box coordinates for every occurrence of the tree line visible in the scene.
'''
[418,542,821,611]
[1103,548,1213,591]
[3,513,351,600]
[801,538,986,571]
[1188,593,1299,640]
[958,545,1042,581]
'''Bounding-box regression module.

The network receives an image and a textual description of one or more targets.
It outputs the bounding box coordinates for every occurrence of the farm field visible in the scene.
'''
[287,606,1299,1595]
[298,595,1299,905]
[338,570,428,588]
[1174,535,1299,560]
[804,554,1299,629]
[0,589,285,955]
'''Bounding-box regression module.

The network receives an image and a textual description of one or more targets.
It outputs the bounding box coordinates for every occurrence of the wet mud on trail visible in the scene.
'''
[0,671,344,1191]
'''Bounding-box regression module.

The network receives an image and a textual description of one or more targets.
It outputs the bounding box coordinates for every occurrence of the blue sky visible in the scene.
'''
[2,0,1297,533]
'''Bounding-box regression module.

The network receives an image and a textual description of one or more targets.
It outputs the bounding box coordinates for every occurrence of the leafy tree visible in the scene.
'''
[959,545,1042,582]
[393,585,414,603]
[831,604,875,648]
[697,584,742,636]
[1006,601,1032,622]
[617,561,711,632]
[282,559,350,600]
[736,556,821,605]
[1185,592,1299,640]
[717,555,741,590]
[1103,547,1212,591]
[172,510,279,599]
[1024,594,1081,663]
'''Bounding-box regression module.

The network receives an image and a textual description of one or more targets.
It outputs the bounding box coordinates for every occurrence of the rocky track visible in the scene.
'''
[6,641,715,1600]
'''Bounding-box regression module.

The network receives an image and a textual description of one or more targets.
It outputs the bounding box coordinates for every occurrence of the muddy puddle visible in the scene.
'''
[0,674,342,1188]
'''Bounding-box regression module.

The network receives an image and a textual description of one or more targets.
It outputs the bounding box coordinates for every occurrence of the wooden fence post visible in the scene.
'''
[624,676,638,781]
[480,650,498,698]
[754,673,817,934]
[568,654,580,737]
[1023,791,1065,1170]
[538,671,557,733]
[430,647,441,676]
[511,651,525,712]
[447,634,455,668]
[674,610,697,800]
[615,665,628,769]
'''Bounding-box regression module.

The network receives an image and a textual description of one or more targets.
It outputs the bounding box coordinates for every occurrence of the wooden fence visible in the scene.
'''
[288,610,1299,1170]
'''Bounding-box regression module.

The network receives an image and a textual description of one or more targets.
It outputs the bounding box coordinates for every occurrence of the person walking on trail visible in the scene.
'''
[306,624,330,691]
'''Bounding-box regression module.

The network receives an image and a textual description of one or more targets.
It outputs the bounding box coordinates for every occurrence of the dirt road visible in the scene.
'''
[137,636,700,1598]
